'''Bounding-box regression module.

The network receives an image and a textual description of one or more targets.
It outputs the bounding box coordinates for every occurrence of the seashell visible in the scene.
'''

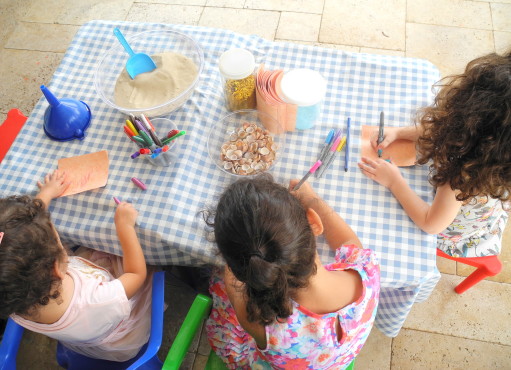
[229,144,237,151]
[238,131,247,139]
[234,150,243,158]
[244,152,254,159]
[241,164,251,171]
[243,122,250,129]
[223,161,233,170]
[246,135,255,143]
[259,147,270,155]
[245,126,254,133]
[221,143,231,152]
[249,142,258,152]
[229,132,238,141]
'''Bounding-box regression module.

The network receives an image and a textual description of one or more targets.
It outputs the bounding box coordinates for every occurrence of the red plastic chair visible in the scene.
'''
[0,109,28,163]
[436,248,502,294]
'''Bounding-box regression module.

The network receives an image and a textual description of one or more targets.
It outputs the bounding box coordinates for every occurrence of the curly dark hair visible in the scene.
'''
[205,174,317,326]
[416,50,511,202]
[0,195,66,318]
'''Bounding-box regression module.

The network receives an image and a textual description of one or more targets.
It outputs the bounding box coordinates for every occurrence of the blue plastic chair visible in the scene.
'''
[0,271,165,370]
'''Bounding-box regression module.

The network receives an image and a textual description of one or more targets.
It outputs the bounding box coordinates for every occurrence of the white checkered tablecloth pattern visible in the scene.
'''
[0,20,441,337]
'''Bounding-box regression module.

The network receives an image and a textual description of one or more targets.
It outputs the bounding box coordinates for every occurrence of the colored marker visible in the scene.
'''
[140,115,162,146]
[124,125,137,137]
[345,117,351,172]
[315,136,341,178]
[167,129,180,139]
[131,150,141,159]
[113,196,121,205]
[316,136,346,179]
[377,111,384,157]
[138,130,153,147]
[131,177,147,190]
[161,130,186,145]
[293,160,322,191]
[126,119,139,136]
[151,148,163,158]
[139,148,151,155]
[140,114,156,131]
[317,129,335,162]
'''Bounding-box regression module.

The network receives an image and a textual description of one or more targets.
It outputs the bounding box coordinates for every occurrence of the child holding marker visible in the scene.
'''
[358,50,511,257]
[205,174,380,369]
[0,169,154,361]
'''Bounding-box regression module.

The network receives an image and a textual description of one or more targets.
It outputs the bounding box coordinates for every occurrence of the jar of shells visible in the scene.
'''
[218,48,257,111]
[207,110,285,177]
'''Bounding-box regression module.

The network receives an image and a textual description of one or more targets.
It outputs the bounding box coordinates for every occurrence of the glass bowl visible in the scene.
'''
[207,110,286,177]
[94,29,204,117]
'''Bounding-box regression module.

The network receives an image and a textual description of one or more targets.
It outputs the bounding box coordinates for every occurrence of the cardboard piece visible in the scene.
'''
[361,125,416,167]
[58,150,109,196]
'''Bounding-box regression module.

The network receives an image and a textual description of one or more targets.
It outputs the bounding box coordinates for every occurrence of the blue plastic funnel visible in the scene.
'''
[41,85,91,142]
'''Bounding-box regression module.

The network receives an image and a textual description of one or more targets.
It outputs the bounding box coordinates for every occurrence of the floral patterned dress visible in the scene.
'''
[437,196,509,257]
[206,245,380,369]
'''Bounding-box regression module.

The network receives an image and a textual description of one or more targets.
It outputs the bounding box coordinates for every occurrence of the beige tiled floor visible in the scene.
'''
[1,0,510,368]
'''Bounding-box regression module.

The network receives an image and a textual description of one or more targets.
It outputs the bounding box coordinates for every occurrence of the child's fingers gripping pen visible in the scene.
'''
[293,160,322,191]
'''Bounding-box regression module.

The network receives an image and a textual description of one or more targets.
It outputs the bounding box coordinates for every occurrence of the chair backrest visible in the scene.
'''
[162,294,212,370]
[0,271,165,370]
[0,109,27,163]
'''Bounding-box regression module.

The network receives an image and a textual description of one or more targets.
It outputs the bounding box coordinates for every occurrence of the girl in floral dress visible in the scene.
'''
[204,174,380,369]
[359,50,511,258]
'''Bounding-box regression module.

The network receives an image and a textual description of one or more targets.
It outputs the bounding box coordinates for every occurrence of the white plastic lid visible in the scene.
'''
[279,69,327,106]
[218,48,256,80]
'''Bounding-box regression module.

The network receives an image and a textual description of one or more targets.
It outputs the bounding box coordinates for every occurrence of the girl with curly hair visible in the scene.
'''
[358,50,511,257]
[0,170,153,362]
[204,174,380,369]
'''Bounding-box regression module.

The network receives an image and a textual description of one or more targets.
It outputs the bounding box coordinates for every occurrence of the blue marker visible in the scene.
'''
[318,129,335,162]
[344,117,351,172]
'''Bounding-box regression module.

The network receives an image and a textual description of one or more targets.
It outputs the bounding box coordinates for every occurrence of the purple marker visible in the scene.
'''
[131,151,141,159]
[131,177,147,191]
[113,196,121,205]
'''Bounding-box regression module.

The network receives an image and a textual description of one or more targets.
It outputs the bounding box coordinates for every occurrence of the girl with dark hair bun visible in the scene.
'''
[359,49,511,258]
[205,174,380,369]
[0,170,153,362]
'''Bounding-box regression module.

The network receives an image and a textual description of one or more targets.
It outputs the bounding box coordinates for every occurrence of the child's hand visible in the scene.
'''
[358,156,403,189]
[36,169,69,202]
[370,126,400,152]
[114,202,138,228]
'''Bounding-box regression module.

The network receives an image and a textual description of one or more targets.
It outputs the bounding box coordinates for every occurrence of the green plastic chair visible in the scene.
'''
[162,293,355,370]
[162,294,213,370]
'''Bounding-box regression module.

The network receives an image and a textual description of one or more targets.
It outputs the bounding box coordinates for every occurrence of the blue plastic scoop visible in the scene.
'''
[113,27,157,79]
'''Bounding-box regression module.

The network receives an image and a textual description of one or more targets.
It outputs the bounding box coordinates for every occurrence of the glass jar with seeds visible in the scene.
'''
[218,48,257,111]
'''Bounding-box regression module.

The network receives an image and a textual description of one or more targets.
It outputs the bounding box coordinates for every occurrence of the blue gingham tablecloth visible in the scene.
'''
[0,20,441,337]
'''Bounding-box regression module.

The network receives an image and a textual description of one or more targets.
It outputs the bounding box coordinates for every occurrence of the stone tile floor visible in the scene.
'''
[1,0,510,368]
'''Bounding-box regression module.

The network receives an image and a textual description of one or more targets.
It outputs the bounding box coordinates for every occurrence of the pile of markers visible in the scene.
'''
[293,117,350,190]
[123,114,185,167]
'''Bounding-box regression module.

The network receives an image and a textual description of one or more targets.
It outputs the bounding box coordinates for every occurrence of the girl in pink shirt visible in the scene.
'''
[0,170,152,362]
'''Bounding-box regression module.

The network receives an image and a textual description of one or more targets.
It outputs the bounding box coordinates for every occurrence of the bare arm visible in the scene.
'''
[289,180,362,250]
[35,169,69,208]
[114,202,147,299]
[359,157,462,234]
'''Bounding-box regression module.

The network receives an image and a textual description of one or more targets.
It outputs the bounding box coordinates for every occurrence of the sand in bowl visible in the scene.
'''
[114,52,198,110]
